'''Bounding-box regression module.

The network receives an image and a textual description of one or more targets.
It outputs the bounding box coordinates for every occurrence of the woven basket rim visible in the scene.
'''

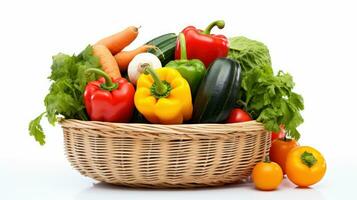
[60,119,267,139]
[60,119,263,128]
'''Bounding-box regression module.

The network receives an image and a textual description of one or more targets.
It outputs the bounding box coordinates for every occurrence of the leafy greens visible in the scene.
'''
[29,45,100,145]
[228,36,304,140]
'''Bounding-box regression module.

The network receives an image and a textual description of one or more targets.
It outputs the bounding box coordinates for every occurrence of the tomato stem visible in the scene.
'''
[237,99,248,111]
[301,151,317,168]
[264,155,271,163]
[282,135,292,142]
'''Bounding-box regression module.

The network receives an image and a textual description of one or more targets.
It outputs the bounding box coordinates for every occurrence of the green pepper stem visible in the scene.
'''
[301,151,317,168]
[142,64,167,95]
[85,68,118,91]
[203,20,225,34]
[179,33,188,60]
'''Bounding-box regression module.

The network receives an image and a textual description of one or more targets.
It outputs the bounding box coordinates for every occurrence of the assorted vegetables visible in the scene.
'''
[28,20,326,190]
[146,33,177,66]
[166,34,206,96]
[254,145,326,190]
[114,44,155,72]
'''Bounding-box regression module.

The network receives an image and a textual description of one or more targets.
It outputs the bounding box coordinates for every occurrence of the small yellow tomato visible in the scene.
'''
[252,157,283,191]
[286,146,327,187]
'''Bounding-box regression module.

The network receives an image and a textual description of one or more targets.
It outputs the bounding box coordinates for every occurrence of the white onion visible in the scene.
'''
[128,53,162,85]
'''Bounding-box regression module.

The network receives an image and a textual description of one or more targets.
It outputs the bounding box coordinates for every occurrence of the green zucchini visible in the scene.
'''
[146,33,177,65]
[192,58,242,123]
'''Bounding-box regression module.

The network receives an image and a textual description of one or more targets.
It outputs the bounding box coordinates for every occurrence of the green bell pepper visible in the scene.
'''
[165,33,206,96]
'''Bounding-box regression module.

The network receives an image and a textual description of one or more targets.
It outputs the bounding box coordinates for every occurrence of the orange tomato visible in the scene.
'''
[286,146,327,187]
[269,138,299,174]
[252,157,283,191]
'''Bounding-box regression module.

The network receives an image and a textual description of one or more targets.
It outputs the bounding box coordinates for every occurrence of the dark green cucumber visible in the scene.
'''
[146,33,177,65]
[146,33,176,46]
[192,58,242,123]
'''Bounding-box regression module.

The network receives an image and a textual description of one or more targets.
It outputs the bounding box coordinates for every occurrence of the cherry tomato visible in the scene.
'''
[269,138,299,174]
[226,108,252,123]
[286,146,327,187]
[271,125,286,142]
[252,157,283,191]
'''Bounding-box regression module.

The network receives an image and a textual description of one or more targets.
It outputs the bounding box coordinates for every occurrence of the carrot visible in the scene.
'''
[92,44,121,79]
[114,45,155,72]
[95,26,139,55]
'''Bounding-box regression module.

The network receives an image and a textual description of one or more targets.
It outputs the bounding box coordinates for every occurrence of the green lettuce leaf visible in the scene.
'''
[229,36,304,140]
[228,36,272,72]
[29,45,100,145]
[28,112,46,145]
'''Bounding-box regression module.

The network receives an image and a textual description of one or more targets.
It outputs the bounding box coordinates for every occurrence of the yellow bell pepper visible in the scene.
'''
[134,66,193,124]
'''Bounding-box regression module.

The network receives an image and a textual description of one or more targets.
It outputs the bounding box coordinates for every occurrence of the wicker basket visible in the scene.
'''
[61,119,271,188]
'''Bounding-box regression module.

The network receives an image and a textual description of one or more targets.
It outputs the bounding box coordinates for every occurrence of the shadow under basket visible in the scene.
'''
[61,119,271,188]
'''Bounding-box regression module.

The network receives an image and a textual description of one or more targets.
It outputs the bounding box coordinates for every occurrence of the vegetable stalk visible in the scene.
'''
[203,20,225,34]
[85,68,118,91]
[264,155,271,163]
[301,151,317,168]
[142,64,171,98]
[179,33,188,60]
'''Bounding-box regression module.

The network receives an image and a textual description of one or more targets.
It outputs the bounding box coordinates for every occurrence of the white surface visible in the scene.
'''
[1,158,356,200]
[1,0,357,199]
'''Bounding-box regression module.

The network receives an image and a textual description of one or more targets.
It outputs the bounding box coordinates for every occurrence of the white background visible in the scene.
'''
[1,0,356,199]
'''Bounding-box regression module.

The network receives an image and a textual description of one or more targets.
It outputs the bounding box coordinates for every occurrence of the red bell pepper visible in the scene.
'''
[175,20,229,67]
[84,68,135,122]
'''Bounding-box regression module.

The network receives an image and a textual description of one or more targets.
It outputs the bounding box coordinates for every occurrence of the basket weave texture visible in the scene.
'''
[61,119,271,188]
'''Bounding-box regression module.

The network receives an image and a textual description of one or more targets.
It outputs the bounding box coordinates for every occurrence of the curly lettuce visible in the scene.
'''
[29,45,100,145]
[228,36,304,140]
